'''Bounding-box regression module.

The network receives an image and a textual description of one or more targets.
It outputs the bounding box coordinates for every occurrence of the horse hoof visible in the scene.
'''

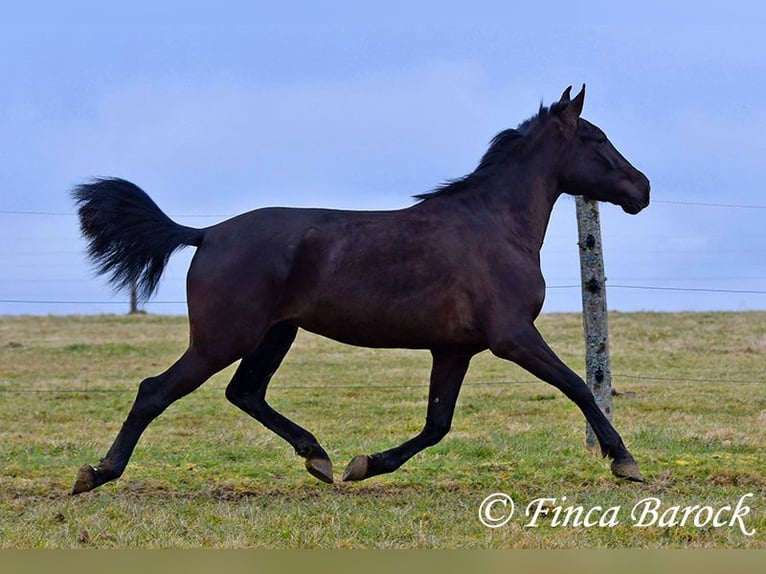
[305,458,334,484]
[611,458,644,482]
[72,464,97,495]
[342,455,370,482]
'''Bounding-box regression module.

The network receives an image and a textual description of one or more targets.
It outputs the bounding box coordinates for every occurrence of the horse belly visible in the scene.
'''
[293,286,482,350]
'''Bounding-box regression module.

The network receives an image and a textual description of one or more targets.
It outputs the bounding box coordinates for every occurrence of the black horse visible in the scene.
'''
[71,86,649,494]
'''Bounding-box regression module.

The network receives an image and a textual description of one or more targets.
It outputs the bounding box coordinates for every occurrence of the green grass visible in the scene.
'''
[0,312,764,548]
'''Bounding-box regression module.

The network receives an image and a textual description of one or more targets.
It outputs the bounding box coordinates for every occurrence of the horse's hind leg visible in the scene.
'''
[72,347,225,494]
[343,351,471,482]
[225,321,334,483]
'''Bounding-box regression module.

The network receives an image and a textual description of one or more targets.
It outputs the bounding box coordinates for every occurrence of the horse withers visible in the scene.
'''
[71,85,649,494]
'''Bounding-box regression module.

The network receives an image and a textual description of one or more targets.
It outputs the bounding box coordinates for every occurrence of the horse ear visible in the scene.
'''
[559,86,572,103]
[560,84,585,128]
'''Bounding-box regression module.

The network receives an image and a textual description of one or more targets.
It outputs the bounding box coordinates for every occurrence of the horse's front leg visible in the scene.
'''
[342,351,471,481]
[490,324,643,481]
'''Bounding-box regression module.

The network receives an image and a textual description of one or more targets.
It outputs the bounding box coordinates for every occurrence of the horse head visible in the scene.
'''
[555,85,650,214]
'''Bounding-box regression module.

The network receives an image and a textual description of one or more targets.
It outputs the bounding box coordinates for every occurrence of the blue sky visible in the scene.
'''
[1,2,764,314]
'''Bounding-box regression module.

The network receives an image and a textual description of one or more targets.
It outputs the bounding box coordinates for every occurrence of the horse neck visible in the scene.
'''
[480,157,562,255]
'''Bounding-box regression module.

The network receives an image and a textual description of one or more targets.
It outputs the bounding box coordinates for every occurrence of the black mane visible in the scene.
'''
[414,100,567,202]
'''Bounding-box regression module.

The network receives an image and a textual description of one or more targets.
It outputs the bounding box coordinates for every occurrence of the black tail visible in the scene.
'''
[72,178,205,301]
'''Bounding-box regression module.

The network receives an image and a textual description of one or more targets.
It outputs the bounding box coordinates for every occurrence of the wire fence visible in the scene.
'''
[1,199,765,393]
[2,280,766,307]
[2,199,766,307]
[0,372,763,395]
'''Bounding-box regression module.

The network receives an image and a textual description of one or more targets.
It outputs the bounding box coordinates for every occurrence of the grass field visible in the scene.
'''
[0,312,764,548]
